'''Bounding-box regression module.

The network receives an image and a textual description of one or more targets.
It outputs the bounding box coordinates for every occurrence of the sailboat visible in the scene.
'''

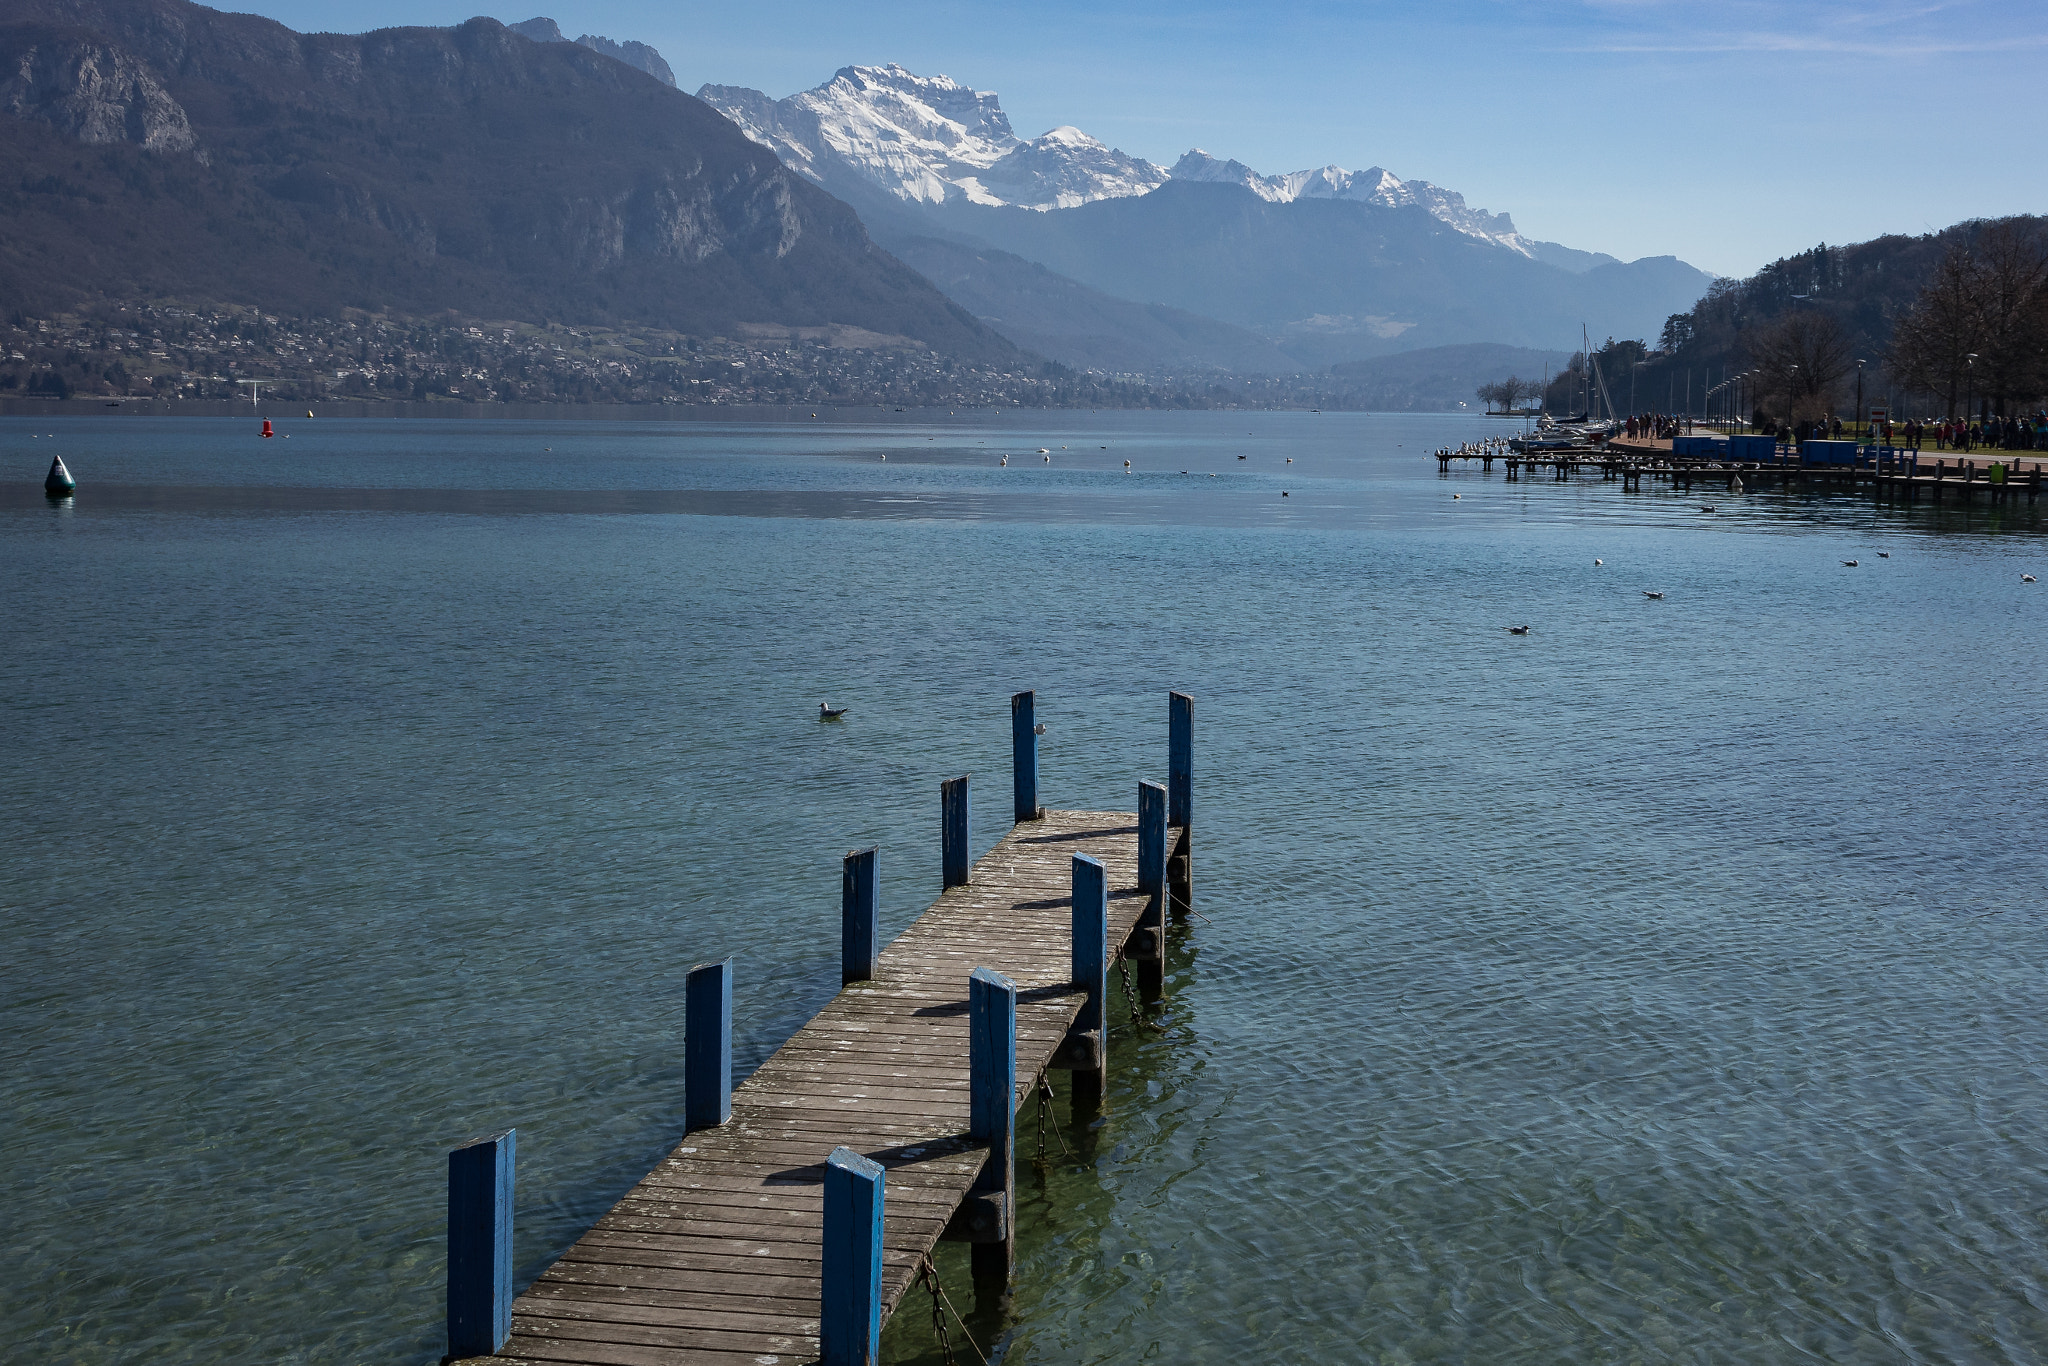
[1511,325,1619,452]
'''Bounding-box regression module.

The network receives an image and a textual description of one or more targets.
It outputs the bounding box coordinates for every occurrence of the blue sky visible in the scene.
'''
[239,0,2043,278]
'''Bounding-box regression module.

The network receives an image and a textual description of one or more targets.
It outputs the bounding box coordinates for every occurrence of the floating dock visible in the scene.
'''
[444,691,1195,1366]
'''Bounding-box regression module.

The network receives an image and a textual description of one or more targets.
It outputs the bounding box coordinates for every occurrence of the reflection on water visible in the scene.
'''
[3,413,2046,1364]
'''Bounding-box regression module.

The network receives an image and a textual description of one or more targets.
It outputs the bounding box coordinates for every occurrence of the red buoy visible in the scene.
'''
[261,419,274,438]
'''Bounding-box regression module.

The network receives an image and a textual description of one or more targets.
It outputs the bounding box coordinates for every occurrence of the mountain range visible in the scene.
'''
[696,63,1715,370]
[0,0,1009,358]
[0,0,1718,392]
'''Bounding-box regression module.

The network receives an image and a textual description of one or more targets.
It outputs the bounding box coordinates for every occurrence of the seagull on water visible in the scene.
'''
[1842,560,1859,567]
[1034,723,1046,736]
[2025,574,2038,583]
[819,702,848,720]
[1594,559,1604,566]
[1700,505,1717,512]
[1878,552,1890,558]
[1644,591,1665,599]
[1505,625,1531,635]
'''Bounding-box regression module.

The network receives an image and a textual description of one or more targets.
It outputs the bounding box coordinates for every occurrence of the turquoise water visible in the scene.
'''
[4,413,2045,1364]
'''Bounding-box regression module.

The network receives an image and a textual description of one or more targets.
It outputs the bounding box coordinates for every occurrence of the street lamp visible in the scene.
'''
[1855,359,1865,446]
[1965,353,1978,447]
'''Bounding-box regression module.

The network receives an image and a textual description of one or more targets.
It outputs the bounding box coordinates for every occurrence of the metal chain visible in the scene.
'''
[918,1254,958,1366]
[1037,1075,1070,1158]
[1116,952,1141,1026]
[916,1254,989,1366]
[1115,950,1167,1033]
[1035,1073,1045,1160]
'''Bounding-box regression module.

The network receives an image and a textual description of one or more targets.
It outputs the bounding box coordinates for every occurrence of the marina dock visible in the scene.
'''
[1439,444,2045,505]
[444,691,1196,1366]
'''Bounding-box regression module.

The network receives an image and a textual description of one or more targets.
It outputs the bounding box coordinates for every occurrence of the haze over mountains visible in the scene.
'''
[697,63,1715,371]
[0,0,1718,396]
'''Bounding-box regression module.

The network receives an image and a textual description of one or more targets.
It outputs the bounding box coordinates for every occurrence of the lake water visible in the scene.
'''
[4,411,2046,1365]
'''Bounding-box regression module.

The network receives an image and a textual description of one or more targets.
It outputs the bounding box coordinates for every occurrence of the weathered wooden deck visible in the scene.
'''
[458,809,1160,1366]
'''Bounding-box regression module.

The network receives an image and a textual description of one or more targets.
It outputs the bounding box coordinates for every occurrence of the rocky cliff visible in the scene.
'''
[0,0,1013,359]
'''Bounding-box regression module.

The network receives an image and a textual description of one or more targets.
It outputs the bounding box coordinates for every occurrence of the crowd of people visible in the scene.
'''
[1877,414,2048,452]
[1618,411,2048,452]
[1623,414,1692,440]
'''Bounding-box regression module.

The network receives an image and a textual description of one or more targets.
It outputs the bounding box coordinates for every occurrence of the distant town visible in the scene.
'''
[0,304,1386,412]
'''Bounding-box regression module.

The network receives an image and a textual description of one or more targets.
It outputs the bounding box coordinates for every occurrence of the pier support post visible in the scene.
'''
[1135,780,1167,998]
[1053,853,1108,1107]
[1168,692,1193,919]
[1168,693,1192,829]
[942,775,970,888]
[1011,691,1042,821]
[965,967,1017,1292]
[685,958,732,1132]
[820,1146,884,1366]
[447,1128,515,1360]
[841,848,878,984]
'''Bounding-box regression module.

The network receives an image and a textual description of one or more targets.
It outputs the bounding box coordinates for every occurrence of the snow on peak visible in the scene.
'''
[697,66,1164,210]
[697,67,1533,245]
[1170,149,1528,254]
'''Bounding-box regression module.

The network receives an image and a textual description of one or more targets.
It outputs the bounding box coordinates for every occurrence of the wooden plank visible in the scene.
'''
[493,809,1143,1363]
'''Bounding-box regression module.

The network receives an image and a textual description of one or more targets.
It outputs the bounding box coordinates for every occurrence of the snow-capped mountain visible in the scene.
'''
[697,64,1538,254]
[697,65,1165,211]
[692,60,1707,373]
[1167,150,1528,255]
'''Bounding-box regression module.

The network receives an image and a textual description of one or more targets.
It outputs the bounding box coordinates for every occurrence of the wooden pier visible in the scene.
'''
[1438,446,2045,505]
[443,691,1196,1366]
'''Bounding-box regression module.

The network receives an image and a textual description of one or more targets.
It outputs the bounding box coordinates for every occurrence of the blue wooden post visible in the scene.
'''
[942,775,970,888]
[1168,692,1193,828]
[1138,780,1167,894]
[1011,690,1040,822]
[969,967,1017,1156]
[446,1128,515,1359]
[968,966,1017,1283]
[1071,854,1107,1038]
[841,847,878,984]
[820,1146,884,1366]
[685,957,732,1132]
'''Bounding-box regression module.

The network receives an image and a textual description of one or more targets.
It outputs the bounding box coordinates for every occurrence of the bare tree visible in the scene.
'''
[1970,220,2048,413]
[1892,241,1987,417]
[1476,375,1538,412]
[1750,311,1852,422]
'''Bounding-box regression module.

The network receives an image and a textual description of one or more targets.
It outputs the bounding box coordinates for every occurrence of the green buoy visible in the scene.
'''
[45,455,75,498]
